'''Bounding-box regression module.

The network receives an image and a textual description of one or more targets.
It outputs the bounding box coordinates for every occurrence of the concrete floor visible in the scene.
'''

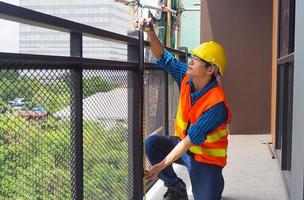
[145,134,287,200]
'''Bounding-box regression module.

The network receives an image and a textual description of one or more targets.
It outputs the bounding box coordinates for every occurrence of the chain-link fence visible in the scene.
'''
[0,66,135,199]
[144,70,166,136]
[82,70,130,199]
[0,67,72,199]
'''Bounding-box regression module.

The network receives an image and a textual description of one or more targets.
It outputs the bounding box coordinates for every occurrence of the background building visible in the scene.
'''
[19,0,131,60]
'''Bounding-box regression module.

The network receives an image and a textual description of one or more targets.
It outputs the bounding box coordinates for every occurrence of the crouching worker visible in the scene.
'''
[140,18,232,200]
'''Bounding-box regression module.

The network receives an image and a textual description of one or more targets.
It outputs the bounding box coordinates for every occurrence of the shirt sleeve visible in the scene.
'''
[187,102,228,145]
[156,49,188,87]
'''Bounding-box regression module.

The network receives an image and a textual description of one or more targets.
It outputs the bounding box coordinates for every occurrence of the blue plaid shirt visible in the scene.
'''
[156,49,228,145]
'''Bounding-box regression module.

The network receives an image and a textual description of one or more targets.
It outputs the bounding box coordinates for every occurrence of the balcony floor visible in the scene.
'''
[146,134,287,200]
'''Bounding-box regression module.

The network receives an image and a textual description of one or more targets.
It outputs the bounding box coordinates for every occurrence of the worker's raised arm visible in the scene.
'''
[146,29,164,59]
[137,18,164,59]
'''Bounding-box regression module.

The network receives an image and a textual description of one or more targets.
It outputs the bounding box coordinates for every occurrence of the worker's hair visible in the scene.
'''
[213,66,222,84]
[213,66,220,76]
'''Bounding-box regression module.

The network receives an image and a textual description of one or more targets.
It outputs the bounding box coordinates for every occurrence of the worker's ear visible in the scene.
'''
[206,65,214,75]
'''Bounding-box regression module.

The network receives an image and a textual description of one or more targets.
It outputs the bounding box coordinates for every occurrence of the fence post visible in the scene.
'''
[70,32,83,200]
[127,30,144,200]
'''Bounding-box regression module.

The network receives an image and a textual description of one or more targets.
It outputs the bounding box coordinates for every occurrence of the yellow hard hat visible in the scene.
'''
[192,41,227,75]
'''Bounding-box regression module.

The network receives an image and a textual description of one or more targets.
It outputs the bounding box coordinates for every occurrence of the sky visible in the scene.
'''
[0,0,19,53]
[0,0,160,53]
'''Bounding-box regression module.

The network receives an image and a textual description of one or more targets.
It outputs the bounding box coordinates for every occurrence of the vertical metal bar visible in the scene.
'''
[70,32,83,200]
[281,63,294,170]
[127,30,144,200]
[288,0,295,53]
[275,64,284,150]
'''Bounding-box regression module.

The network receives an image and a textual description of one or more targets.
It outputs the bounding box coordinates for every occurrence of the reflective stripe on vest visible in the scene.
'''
[176,113,188,130]
[205,128,228,143]
[189,146,227,157]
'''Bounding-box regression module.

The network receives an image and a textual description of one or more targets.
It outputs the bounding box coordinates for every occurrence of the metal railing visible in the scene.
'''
[0,2,188,200]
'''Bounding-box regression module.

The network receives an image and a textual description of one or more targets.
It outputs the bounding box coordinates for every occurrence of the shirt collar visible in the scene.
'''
[187,75,217,91]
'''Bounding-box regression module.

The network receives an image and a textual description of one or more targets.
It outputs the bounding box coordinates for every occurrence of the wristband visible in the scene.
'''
[143,22,154,32]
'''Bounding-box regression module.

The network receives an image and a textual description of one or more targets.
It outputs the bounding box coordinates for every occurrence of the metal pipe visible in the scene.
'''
[166,0,172,47]
[177,0,183,48]
[0,52,138,70]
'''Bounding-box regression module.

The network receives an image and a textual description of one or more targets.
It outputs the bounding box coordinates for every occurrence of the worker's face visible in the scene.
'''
[187,55,214,78]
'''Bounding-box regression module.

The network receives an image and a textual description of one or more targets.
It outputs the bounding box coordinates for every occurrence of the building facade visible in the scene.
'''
[19,0,131,60]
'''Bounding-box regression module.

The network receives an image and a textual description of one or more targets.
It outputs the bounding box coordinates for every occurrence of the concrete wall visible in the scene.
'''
[201,0,273,134]
[291,0,304,198]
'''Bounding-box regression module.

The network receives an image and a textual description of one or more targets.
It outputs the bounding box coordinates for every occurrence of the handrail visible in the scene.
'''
[0,2,189,56]
[0,52,138,70]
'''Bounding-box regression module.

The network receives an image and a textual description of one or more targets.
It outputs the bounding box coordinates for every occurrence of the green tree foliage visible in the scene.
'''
[0,114,128,199]
[0,115,71,199]
[83,76,116,98]
[0,70,128,199]
[83,121,128,199]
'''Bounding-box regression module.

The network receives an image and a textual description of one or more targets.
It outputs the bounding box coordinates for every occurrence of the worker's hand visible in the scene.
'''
[146,163,163,181]
[135,17,154,32]
[160,4,166,11]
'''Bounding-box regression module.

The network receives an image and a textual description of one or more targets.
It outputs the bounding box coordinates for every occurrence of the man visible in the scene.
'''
[140,18,231,200]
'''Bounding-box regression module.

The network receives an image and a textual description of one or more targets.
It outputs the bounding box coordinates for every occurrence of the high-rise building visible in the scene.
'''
[19,0,132,60]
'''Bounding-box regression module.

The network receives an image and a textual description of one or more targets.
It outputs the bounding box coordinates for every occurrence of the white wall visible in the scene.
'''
[291,0,304,199]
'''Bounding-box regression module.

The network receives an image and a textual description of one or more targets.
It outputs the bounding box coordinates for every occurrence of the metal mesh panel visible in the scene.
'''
[144,70,166,136]
[168,76,180,135]
[82,70,131,200]
[0,67,71,199]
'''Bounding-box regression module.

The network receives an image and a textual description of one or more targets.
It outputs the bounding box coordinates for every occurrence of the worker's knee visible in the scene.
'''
[145,135,159,153]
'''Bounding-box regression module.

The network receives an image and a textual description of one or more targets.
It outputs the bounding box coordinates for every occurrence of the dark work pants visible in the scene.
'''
[145,135,224,200]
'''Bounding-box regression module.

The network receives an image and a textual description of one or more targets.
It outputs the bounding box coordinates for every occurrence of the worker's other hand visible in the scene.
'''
[134,17,154,32]
[146,163,162,181]
[160,4,166,11]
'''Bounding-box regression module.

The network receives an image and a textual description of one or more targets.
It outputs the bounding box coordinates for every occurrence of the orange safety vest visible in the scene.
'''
[174,74,231,167]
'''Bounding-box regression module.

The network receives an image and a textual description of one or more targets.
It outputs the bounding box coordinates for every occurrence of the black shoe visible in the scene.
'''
[163,187,188,200]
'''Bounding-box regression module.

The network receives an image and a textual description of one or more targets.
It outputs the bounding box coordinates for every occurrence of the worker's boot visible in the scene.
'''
[163,187,188,200]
